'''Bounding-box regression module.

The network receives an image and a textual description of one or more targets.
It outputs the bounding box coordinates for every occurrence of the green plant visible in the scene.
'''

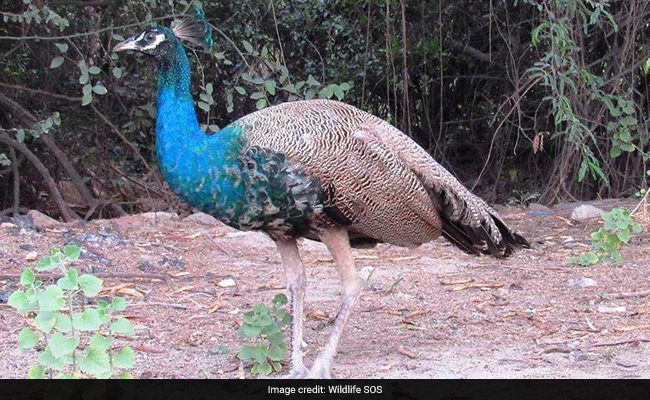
[236,293,290,376]
[571,208,642,265]
[7,245,135,379]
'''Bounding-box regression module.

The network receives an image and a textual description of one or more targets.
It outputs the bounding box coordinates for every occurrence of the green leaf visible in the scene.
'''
[93,84,108,95]
[88,66,101,75]
[50,56,64,69]
[110,317,134,336]
[237,345,266,363]
[38,286,65,312]
[20,268,35,286]
[75,309,102,331]
[234,86,246,95]
[255,98,267,109]
[8,291,36,314]
[197,101,210,112]
[242,40,254,53]
[49,332,79,359]
[79,347,111,376]
[34,311,57,333]
[616,230,630,243]
[63,245,81,261]
[272,294,288,306]
[82,93,93,106]
[55,43,68,53]
[17,327,39,351]
[27,365,45,379]
[54,312,72,333]
[57,269,79,290]
[252,361,272,375]
[267,331,285,347]
[118,372,134,379]
[111,296,126,311]
[89,333,112,351]
[268,344,287,361]
[36,255,59,272]
[113,346,135,368]
[238,323,261,338]
[38,347,70,370]
[79,73,89,85]
[205,83,213,95]
[264,80,276,96]
[306,75,320,86]
[78,274,102,297]
[112,67,123,78]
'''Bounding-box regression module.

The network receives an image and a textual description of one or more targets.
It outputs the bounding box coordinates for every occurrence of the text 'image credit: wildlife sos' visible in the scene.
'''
[1,0,650,384]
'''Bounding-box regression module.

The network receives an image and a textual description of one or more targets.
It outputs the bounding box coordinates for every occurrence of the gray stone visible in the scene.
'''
[568,277,597,289]
[140,211,180,221]
[527,203,553,212]
[183,212,220,226]
[27,210,61,229]
[571,205,604,220]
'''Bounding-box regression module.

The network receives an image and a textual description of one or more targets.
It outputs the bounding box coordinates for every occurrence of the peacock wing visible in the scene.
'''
[235,101,443,247]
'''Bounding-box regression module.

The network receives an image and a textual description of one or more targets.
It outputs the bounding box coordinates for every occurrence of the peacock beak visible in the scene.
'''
[113,35,139,53]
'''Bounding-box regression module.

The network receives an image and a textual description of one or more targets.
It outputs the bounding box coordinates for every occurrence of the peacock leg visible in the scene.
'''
[275,239,308,378]
[309,227,362,379]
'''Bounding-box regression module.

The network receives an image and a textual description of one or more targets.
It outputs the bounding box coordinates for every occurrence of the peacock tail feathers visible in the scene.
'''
[233,100,529,256]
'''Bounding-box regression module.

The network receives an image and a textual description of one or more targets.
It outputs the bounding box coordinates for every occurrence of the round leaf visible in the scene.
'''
[78,274,102,297]
[50,56,64,69]
[18,327,39,351]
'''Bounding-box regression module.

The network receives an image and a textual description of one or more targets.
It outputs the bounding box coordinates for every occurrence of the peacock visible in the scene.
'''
[113,18,529,378]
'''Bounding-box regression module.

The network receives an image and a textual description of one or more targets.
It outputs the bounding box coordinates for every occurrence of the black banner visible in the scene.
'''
[1,379,649,400]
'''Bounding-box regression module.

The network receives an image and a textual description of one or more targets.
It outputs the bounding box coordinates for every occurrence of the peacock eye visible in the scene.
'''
[146,32,157,41]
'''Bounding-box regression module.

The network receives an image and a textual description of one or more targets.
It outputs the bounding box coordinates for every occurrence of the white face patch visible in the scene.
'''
[141,33,166,51]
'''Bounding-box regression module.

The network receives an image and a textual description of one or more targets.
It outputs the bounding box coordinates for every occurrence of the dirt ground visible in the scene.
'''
[1,199,649,379]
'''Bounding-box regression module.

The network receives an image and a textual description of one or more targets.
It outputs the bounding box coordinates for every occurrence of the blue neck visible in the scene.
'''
[154,41,246,216]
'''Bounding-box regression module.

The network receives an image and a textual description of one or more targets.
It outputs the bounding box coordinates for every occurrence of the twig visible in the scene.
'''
[0,134,76,221]
[590,337,650,348]
[91,105,164,188]
[602,289,650,300]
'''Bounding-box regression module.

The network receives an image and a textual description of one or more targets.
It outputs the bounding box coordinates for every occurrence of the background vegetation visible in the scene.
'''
[0,0,648,220]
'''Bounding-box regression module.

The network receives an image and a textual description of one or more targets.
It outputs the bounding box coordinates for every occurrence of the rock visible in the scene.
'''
[597,305,626,313]
[25,251,38,262]
[112,215,145,234]
[571,205,604,220]
[527,203,553,212]
[160,256,185,270]
[1,222,17,229]
[19,244,36,252]
[183,212,220,226]
[58,181,85,205]
[527,203,554,217]
[568,277,597,289]
[27,210,61,229]
[140,211,180,221]
[138,257,155,272]
[217,278,237,288]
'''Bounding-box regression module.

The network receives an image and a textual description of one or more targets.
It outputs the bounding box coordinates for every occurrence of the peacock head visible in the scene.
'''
[113,26,178,60]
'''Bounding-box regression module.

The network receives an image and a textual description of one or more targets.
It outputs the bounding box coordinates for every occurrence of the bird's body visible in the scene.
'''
[115,25,529,378]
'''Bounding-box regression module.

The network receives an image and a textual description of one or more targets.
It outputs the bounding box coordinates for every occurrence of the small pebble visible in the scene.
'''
[568,277,597,289]
[217,278,236,288]
[25,251,38,261]
[597,305,626,313]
